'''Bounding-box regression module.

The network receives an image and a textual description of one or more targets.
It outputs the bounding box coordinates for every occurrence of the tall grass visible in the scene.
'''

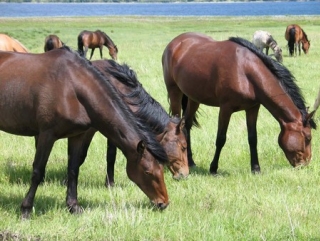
[0,16,320,240]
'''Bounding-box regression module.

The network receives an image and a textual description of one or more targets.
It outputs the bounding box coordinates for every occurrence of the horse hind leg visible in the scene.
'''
[246,105,261,173]
[21,131,56,219]
[89,48,95,60]
[209,106,232,175]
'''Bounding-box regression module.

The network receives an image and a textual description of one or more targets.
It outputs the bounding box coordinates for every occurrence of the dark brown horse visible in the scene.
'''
[0,46,169,219]
[76,59,188,187]
[162,32,317,174]
[285,24,310,56]
[44,34,65,52]
[0,33,29,53]
[77,30,118,60]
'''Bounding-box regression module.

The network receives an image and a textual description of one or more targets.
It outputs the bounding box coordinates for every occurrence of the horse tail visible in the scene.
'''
[44,38,54,52]
[181,94,200,128]
[288,27,296,55]
[77,33,84,56]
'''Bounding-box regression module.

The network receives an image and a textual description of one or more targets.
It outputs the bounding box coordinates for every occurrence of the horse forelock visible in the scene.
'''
[229,37,313,126]
[105,60,171,136]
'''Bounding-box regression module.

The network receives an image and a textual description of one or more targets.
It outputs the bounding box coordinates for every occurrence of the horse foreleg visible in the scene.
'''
[99,46,103,59]
[265,47,269,55]
[84,47,88,58]
[183,100,200,167]
[298,42,301,56]
[106,140,117,187]
[246,105,260,173]
[66,133,87,214]
[209,107,232,175]
[21,131,56,219]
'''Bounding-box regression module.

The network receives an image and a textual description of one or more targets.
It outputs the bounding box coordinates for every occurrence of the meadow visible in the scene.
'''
[0,16,320,240]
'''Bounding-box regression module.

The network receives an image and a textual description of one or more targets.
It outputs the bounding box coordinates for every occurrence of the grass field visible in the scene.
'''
[1,15,320,240]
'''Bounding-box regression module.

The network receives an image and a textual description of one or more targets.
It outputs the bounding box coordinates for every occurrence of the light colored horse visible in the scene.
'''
[252,30,282,62]
[0,33,29,53]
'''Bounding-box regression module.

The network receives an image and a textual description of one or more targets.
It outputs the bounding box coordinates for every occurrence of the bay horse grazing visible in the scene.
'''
[76,59,188,187]
[252,30,283,62]
[285,24,310,56]
[0,46,169,219]
[162,32,317,174]
[0,33,29,53]
[77,30,118,60]
[44,34,65,52]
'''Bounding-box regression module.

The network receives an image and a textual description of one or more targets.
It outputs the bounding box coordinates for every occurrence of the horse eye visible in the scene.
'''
[144,170,152,176]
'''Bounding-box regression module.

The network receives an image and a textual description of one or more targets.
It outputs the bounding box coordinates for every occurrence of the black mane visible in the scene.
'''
[60,46,168,163]
[104,60,172,135]
[229,37,316,129]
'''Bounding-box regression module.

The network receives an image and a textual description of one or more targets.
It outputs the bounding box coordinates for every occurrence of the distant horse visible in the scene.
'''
[285,24,310,56]
[162,32,317,174]
[75,59,188,187]
[0,33,29,53]
[252,30,283,62]
[77,30,118,60]
[44,34,65,52]
[0,46,169,219]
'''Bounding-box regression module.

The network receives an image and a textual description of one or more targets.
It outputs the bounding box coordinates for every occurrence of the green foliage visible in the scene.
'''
[1,16,320,240]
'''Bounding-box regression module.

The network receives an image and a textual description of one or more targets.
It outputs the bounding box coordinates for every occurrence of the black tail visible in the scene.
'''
[44,38,54,52]
[77,34,84,57]
[181,94,200,128]
[288,28,296,56]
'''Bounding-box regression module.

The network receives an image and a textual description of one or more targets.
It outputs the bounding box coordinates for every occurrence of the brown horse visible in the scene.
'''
[162,32,317,174]
[77,30,118,60]
[0,33,29,53]
[0,46,168,219]
[285,24,310,56]
[76,59,188,186]
[44,34,65,52]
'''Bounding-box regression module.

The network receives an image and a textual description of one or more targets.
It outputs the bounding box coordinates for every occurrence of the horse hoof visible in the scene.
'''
[69,205,84,214]
[105,181,115,188]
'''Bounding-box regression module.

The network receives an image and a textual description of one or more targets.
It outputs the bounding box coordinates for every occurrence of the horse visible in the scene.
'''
[162,32,317,174]
[44,34,65,52]
[252,30,283,62]
[75,59,188,187]
[0,33,29,53]
[77,30,118,60]
[0,46,169,219]
[285,24,310,56]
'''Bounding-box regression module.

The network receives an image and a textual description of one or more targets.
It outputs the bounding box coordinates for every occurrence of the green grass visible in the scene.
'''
[1,16,320,240]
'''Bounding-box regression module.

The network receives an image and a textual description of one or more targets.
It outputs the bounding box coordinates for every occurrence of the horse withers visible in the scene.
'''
[162,32,317,174]
[0,47,169,219]
[0,33,29,53]
[77,30,118,60]
[285,24,310,56]
[44,34,65,52]
[75,59,189,187]
[252,30,283,62]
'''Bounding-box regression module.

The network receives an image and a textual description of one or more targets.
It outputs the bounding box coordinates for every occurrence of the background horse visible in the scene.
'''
[285,24,310,56]
[44,34,65,52]
[162,32,317,174]
[76,59,188,187]
[0,46,168,219]
[77,30,118,60]
[0,33,29,53]
[252,30,283,62]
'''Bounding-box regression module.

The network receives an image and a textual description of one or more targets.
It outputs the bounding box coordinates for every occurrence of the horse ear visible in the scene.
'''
[137,140,146,154]
[176,117,185,135]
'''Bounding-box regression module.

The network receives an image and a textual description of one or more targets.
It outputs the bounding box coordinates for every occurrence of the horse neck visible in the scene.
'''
[268,39,279,52]
[12,39,28,53]
[102,34,116,48]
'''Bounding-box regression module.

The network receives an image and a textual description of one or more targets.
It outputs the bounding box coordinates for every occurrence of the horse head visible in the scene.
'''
[302,40,310,54]
[109,45,118,60]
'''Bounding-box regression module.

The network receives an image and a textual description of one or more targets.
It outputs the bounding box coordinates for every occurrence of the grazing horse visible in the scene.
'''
[44,34,65,52]
[0,33,29,53]
[285,24,310,56]
[252,30,283,62]
[0,46,169,219]
[162,32,317,174]
[77,30,118,60]
[76,59,188,187]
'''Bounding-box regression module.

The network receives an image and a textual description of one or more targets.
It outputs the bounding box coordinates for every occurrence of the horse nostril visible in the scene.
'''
[157,202,169,210]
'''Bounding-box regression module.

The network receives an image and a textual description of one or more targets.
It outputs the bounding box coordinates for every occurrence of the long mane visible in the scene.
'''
[60,46,168,163]
[229,37,316,129]
[103,59,171,135]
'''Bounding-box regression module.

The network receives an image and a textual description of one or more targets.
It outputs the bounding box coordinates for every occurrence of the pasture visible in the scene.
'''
[0,16,320,240]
